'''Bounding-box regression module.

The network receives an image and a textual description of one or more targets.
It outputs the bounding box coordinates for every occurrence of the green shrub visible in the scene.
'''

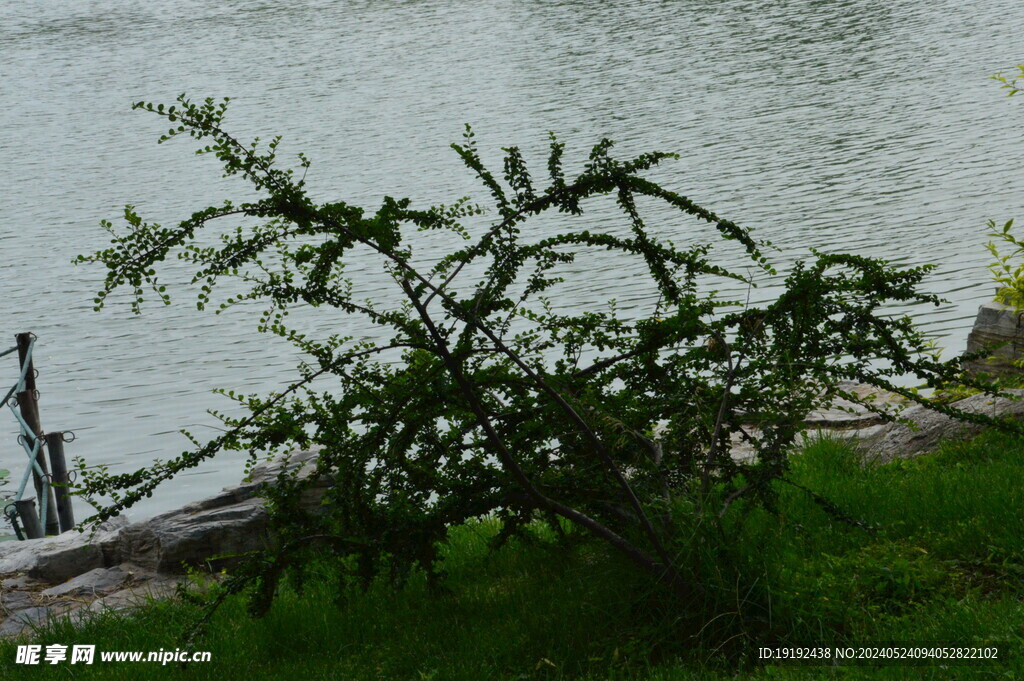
[72,95,1024,633]
[985,218,1024,310]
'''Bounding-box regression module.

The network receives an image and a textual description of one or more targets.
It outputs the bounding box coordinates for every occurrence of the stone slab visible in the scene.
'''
[41,566,130,598]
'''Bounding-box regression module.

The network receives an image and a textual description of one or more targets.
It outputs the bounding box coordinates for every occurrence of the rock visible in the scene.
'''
[728,383,908,462]
[1,591,34,613]
[0,572,187,639]
[863,390,1024,463]
[804,382,907,430]
[41,566,130,598]
[1,575,34,590]
[246,446,331,510]
[0,447,326,586]
[110,446,328,574]
[0,521,125,583]
[246,446,322,487]
[118,497,270,573]
[0,447,329,584]
[0,607,53,638]
[0,448,332,638]
[964,301,1024,376]
[733,383,1024,464]
[86,578,180,614]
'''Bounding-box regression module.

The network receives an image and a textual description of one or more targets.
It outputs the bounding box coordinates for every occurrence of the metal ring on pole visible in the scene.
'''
[62,431,76,444]
[3,503,25,541]
[16,432,43,450]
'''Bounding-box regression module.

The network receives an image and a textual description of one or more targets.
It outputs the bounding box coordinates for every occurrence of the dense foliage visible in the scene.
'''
[985,219,1024,310]
[76,95,1019,616]
[987,67,1024,309]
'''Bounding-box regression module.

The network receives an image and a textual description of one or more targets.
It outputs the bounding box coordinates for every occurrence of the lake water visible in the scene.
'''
[2,0,1024,528]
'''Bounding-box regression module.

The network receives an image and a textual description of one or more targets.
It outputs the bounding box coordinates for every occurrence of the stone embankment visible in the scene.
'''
[725,383,1024,462]
[801,384,1024,463]
[0,449,324,637]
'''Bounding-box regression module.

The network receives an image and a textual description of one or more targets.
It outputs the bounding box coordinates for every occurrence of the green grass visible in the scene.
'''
[2,430,1024,680]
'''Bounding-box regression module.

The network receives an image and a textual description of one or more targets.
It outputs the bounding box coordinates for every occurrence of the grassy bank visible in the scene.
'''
[2,430,1024,680]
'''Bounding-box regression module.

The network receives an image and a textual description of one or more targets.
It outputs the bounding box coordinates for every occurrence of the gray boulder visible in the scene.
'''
[116,446,327,573]
[0,607,54,638]
[40,566,130,598]
[964,300,1024,376]
[0,519,125,583]
[85,577,181,615]
[863,390,1024,463]
[0,447,329,637]
[117,496,270,573]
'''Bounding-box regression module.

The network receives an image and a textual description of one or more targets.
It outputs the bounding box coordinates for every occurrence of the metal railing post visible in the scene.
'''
[15,333,59,536]
[13,499,43,539]
[45,432,75,533]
